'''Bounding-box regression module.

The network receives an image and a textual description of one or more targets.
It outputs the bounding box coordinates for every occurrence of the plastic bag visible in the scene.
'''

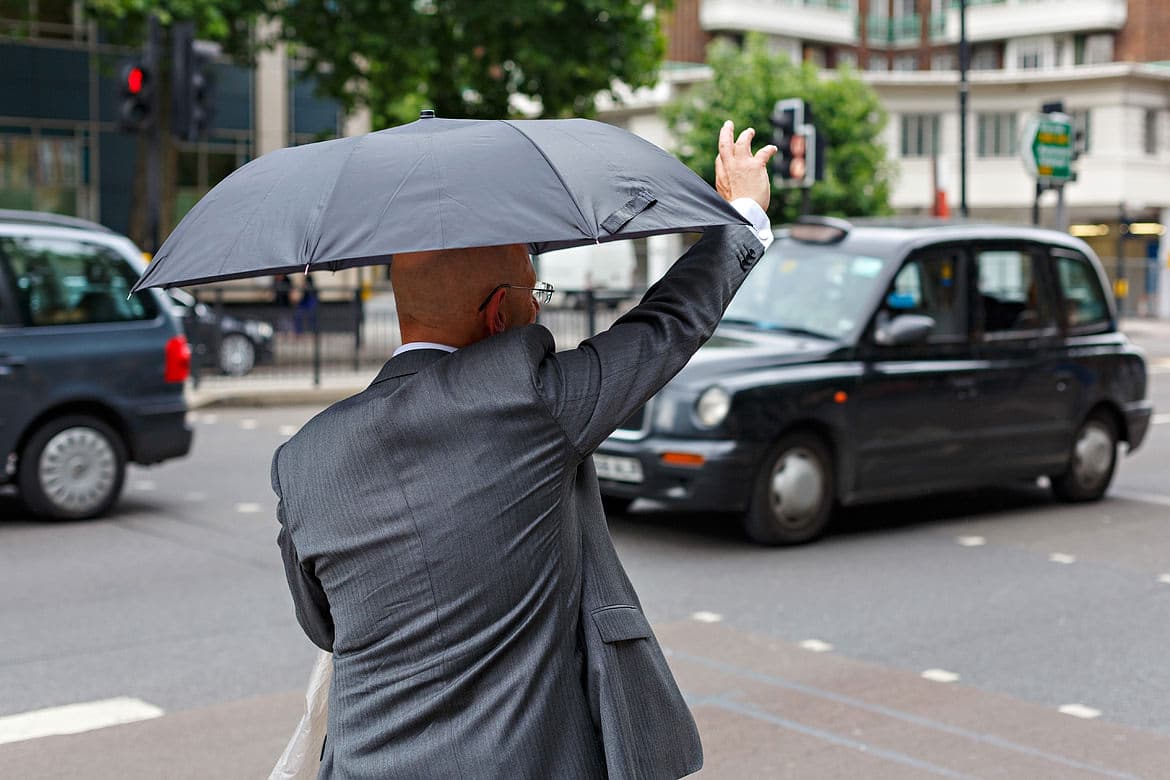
[270,649,332,780]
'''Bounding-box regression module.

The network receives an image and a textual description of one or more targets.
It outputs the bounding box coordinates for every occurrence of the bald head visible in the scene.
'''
[391,243,537,347]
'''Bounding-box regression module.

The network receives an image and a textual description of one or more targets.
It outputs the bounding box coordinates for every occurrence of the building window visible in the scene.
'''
[971,45,999,71]
[1070,110,1091,155]
[806,45,828,68]
[868,53,888,71]
[931,52,956,71]
[976,113,1017,158]
[1016,40,1044,70]
[900,114,940,158]
[1144,109,1157,156]
[893,54,919,71]
[837,50,858,69]
[1083,34,1114,65]
[0,130,86,215]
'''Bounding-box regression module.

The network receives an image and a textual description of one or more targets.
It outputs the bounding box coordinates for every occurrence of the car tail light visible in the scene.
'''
[165,335,191,383]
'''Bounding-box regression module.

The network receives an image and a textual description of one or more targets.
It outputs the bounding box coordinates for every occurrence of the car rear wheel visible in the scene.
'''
[219,333,257,376]
[1051,412,1118,502]
[744,432,834,545]
[19,415,127,520]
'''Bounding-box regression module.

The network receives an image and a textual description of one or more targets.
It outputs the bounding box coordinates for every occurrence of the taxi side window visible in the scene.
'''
[1054,253,1110,331]
[885,251,965,341]
[975,248,1054,336]
[0,236,156,327]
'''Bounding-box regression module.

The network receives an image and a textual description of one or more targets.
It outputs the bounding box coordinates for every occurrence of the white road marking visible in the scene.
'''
[240,418,258,430]
[279,425,299,437]
[690,611,723,623]
[798,639,833,653]
[184,492,206,502]
[1049,553,1077,564]
[235,502,263,514]
[921,669,960,683]
[1158,574,1170,585]
[1153,413,1170,425]
[1058,703,1101,719]
[0,697,164,745]
[133,480,156,492]
[186,412,200,423]
[956,535,986,547]
[201,413,218,425]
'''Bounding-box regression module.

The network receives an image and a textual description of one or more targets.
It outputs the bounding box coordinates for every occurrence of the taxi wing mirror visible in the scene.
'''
[874,313,935,347]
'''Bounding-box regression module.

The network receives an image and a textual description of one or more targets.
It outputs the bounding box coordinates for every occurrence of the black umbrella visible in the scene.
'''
[132,113,748,291]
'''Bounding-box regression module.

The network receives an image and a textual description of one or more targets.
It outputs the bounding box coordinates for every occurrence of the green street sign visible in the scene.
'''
[1020,113,1074,183]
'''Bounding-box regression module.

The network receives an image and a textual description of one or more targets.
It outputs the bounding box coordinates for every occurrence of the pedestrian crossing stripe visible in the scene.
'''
[0,697,164,745]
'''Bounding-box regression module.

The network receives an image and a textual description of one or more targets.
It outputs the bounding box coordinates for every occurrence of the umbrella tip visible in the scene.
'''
[419,109,436,119]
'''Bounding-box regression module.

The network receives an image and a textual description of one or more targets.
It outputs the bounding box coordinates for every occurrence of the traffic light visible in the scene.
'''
[172,22,215,142]
[118,60,155,133]
[770,98,816,188]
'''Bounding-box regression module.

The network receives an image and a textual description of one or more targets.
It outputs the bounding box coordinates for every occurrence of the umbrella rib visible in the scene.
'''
[500,121,595,239]
[301,136,369,266]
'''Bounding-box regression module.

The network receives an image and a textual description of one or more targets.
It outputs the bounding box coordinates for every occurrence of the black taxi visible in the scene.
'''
[596,217,1152,545]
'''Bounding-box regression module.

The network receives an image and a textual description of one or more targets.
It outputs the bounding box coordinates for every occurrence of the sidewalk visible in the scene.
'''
[187,317,1170,410]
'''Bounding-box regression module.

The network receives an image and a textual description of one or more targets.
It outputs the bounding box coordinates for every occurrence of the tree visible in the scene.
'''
[663,34,893,224]
[267,0,669,127]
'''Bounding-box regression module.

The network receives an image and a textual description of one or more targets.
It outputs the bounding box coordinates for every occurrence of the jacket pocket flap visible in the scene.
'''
[592,605,653,643]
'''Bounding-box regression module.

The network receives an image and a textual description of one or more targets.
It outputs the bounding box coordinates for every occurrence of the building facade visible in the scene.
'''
[651,0,1170,314]
[0,4,347,243]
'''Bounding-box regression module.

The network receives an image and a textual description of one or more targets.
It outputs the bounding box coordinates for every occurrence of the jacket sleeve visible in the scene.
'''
[272,446,335,651]
[535,223,764,456]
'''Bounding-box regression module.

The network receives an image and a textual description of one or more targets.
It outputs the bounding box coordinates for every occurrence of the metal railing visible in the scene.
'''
[183,286,642,388]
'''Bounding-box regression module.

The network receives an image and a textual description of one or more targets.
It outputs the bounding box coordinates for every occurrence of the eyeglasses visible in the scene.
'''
[477,281,555,311]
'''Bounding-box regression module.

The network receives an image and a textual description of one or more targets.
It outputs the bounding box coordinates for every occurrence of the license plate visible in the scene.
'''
[594,454,644,484]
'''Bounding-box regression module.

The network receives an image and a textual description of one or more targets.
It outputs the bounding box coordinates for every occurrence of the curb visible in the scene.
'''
[185,382,367,410]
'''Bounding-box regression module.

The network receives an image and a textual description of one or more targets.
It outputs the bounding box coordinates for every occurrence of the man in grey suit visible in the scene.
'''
[272,121,775,779]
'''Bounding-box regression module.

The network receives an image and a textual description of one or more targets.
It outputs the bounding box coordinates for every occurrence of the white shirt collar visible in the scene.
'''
[392,341,459,357]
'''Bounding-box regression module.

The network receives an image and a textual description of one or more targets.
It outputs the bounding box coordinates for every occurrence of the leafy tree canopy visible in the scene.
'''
[85,0,264,59]
[664,34,893,224]
[268,0,669,127]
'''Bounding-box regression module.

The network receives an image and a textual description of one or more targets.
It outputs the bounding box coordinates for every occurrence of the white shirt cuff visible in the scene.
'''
[730,198,774,252]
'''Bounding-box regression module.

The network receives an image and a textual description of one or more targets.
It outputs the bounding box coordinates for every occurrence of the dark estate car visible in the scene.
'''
[0,210,193,520]
[596,218,1153,545]
[168,289,275,376]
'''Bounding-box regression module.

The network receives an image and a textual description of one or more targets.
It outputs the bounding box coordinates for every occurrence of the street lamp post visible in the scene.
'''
[958,0,969,218]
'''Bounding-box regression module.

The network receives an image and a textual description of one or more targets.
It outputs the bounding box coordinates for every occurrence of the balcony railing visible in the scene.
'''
[891,14,921,42]
[929,12,947,39]
[868,14,922,44]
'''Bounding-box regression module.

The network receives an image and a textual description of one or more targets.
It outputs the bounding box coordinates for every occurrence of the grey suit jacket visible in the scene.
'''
[272,224,763,779]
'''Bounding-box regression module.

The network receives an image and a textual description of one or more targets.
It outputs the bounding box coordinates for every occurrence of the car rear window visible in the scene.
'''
[0,235,157,327]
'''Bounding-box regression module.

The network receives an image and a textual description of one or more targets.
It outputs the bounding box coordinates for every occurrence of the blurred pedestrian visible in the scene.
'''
[293,274,318,335]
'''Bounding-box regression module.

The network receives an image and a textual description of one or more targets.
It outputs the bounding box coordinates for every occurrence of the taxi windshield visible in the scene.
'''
[722,240,890,340]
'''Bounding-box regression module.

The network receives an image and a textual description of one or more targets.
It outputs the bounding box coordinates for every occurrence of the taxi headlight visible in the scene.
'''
[695,386,731,428]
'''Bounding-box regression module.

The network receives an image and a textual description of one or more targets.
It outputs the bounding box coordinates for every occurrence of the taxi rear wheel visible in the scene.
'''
[1051,412,1118,502]
[744,432,834,546]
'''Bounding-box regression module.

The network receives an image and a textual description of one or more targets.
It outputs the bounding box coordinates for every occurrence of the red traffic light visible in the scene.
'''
[126,66,145,95]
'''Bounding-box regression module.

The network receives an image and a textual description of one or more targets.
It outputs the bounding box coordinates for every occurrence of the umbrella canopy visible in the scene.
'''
[132,115,748,291]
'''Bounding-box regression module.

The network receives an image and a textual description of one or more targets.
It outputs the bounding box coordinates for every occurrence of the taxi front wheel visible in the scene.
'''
[744,432,834,546]
[1051,412,1118,502]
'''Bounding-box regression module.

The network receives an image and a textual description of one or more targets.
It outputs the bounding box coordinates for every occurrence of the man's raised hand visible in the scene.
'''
[714,120,777,212]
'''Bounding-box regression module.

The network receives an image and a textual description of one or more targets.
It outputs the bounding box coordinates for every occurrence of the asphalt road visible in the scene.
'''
[3,341,1170,777]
